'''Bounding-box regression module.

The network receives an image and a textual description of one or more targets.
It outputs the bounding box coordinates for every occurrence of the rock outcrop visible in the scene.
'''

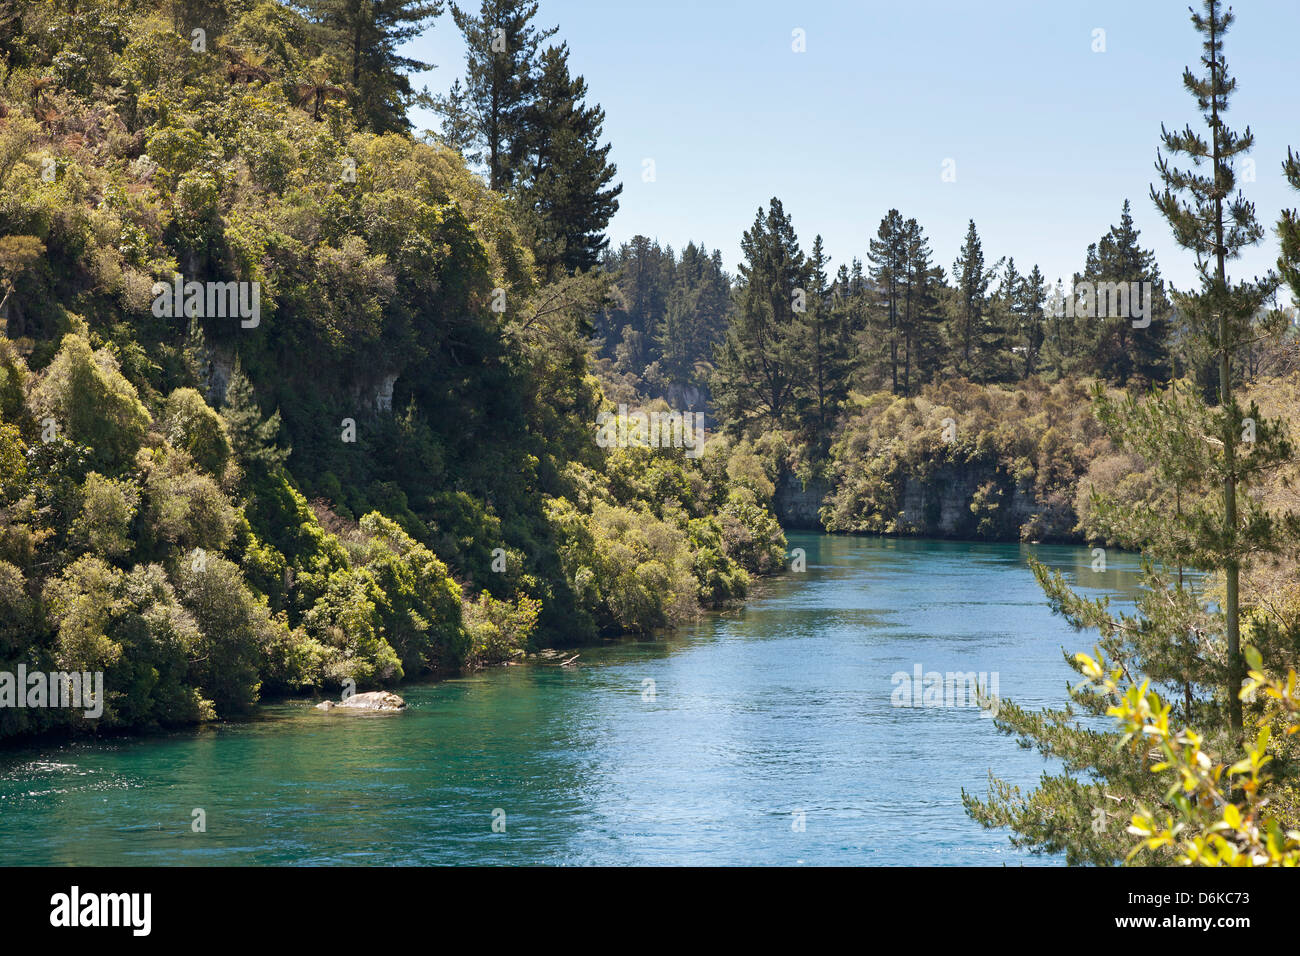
[773,473,832,530]
[315,691,407,712]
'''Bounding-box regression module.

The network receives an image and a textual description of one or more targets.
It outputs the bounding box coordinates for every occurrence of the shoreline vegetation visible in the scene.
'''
[0,0,796,742]
[4,0,1300,869]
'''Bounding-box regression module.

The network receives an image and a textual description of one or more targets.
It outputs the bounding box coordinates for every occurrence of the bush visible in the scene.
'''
[358,511,466,675]
[140,447,237,555]
[45,557,207,728]
[71,472,139,557]
[463,592,540,667]
[173,555,276,716]
[300,567,403,688]
[161,387,232,478]
[30,334,150,472]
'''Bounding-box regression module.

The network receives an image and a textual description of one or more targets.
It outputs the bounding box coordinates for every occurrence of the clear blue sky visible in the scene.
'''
[404,0,1300,298]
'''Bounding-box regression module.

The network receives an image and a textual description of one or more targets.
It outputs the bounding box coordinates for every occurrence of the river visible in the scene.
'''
[0,533,1144,865]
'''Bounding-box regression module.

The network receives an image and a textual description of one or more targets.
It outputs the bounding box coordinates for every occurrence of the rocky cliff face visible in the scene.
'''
[894,467,1039,539]
[773,473,832,530]
[775,466,1075,542]
[200,344,236,405]
[662,382,709,416]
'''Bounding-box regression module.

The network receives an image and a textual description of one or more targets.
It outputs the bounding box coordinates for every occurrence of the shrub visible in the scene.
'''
[30,334,150,471]
[161,386,232,478]
[463,592,540,667]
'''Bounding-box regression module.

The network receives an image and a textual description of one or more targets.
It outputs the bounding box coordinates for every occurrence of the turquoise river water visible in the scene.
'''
[0,533,1143,865]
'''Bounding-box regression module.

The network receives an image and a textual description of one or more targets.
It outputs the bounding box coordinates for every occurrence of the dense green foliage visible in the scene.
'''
[593,236,733,411]
[432,0,620,279]
[821,377,1104,542]
[0,0,783,738]
[597,185,1194,546]
[964,0,1300,865]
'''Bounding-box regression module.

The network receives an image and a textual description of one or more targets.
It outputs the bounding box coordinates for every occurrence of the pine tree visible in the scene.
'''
[428,78,476,155]
[949,220,1002,378]
[966,0,1294,864]
[1080,200,1173,386]
[221,359,290,476]
[848,258,867,329]
[600,236,673,382]
[655,243,731,391]
[1149,0,1285,737]
[517,43,621,278]
[867,210,907,393]
[437,0,557,190]
[982,257,1022,383]
[1018,264,1047,378]
[795,236,850,451]
[899,218,944,393]
[713,198,810,431]
[1040,271,1091,379]
[302,0,441,133]
[1280,147,1300,301]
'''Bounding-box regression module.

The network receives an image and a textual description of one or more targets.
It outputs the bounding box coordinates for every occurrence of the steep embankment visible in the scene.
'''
[771,377,1114,542]
[0,0,785,740]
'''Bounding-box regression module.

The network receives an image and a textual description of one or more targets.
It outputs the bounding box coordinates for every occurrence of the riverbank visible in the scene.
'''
[0,534,1145,865]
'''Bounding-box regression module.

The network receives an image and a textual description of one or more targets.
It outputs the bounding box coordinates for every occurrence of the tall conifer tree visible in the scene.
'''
[1079,201,1173,386]
[517,43,621,277]
[796,236,850,451]
[1279,147,1300,301]
[1018,264,1047,379]
[867,210,907,393]
[949,220,1001,378]
[713,199,810,431]
[436,0,557,189]
[966,0,1294,863]
[899,218,943,393]
[302,0,441,133]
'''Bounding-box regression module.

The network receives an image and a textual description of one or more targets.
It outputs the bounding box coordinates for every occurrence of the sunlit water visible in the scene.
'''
[0,534,1144,865]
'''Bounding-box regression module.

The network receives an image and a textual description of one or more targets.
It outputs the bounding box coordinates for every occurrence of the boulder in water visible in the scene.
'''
[315,691,407,712]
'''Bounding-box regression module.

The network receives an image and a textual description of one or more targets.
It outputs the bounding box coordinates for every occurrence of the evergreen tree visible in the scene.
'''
[221,359,290,477]
[899,218,944,393]
[1280,147,1300,301]
[983,257,1022,383]
[428,78,476,154]
[966,0,1293,864]
[949,219,1001,378]
[437,0,557,190]
[599,236,673,382]
[655,243,731,391]
[517,43,621,278]
[1040,271,1091,378]
[1080,200,1173,386]
[795,236,850,451]
[1149,0,1284,736]
[713,198,810,431]
[840,257,874,388]
[867,210,907,393]
[1018,264,1047,378]
[301,0,441,133]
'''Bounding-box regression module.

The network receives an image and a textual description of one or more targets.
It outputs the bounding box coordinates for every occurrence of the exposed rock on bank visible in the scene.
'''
[315,691,407,712]
[773,473,832,530]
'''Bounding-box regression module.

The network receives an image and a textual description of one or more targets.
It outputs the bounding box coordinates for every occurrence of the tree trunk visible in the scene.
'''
[1209,11,1243,740]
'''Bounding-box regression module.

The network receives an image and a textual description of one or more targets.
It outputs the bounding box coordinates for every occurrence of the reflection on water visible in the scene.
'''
[0,534,1147,865]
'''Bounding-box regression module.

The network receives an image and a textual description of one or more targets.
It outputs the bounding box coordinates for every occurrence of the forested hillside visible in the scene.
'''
[0,0,785,738]
[690,195,1298,546]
